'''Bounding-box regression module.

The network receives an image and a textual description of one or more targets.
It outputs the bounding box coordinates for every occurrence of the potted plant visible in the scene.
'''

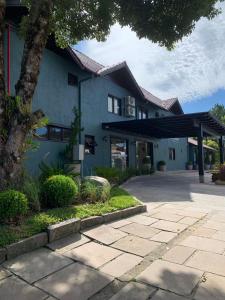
[204,154,210,170]
[215,164,225,185]
[210,153,216,170]
[186,161,193,170]
[142,156,151,169]
[157,160,166,172]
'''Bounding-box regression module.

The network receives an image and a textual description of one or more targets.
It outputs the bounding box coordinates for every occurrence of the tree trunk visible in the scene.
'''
[0,0,53,189]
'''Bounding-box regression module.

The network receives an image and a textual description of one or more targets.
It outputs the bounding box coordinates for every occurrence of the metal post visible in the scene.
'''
[197,124,204,183]
[219,136,224,165]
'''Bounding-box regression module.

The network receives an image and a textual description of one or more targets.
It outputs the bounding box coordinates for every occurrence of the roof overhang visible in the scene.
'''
[102,112,225,139]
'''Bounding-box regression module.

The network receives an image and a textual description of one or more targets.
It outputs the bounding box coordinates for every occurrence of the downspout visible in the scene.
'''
[7,23,11,95]
[78,75,94,177]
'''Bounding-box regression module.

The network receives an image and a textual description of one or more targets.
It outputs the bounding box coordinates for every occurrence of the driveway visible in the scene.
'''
[1,171,225,300]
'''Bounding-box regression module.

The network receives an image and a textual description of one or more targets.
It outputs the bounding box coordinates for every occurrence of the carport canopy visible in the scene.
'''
[102,112,225,183]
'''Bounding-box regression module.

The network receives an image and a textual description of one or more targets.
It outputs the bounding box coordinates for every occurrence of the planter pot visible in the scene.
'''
[187,164,193,170]
[205,164,210,170]
[64,163,81,174]
[215,180,225,185]
[159,165,166,172]
[143,163,151,170]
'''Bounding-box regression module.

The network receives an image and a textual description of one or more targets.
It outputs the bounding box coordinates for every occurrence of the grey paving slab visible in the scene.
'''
[111,235,161,257]
[163,246,196,265]
[179,217,198,226]
[150,231,177,243]
[136,260,203,296]
[100,253,142,277]
[185,250,225,276]
[0,276,47,300]
[193,227,217,238]
[151,290,189,300]
[0,268,11,281]
[109,282,155,300]
[179,235,225,254]
[151,220,188,233]
[81,225,127,245]
[35,262,113,300]
[47,233,90,253]
[4,248,72,283]
[127,214,158,225]
[212,231,225,242]
[151,212,184,222]
[64,241,122,268]
[194,273,225,300]
[203,221,225,232]
[108,219,132,229]
[119,222,160,239]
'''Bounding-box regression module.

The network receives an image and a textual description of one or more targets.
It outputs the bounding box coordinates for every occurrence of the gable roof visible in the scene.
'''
[162,98,184,115]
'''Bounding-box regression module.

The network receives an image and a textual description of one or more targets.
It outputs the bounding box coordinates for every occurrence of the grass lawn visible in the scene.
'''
[0,187,139,247]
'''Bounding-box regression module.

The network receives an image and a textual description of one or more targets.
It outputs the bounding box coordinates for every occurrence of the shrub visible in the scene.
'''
[219,164,225,181]
[39,161,79,184]
[42,175,78,208]
[21,177,41,212]
[80,180,110,203]
[95,167,120,183]
[157,160,166,167]
[0,190,28,223]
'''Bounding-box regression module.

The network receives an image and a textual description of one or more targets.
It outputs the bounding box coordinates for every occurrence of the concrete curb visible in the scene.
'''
[1,204,146,262]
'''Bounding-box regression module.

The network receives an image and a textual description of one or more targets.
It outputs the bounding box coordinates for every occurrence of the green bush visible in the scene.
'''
[95,167,120,183]
[42,175,78,208]
[21,177,41,212]
[0,190,28,223]
[80,180,110,203]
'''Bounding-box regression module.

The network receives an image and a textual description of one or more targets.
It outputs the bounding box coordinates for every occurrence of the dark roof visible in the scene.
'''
[188,138,216,151]
[73,49,104,73]
[140,87,166,110]
[162,98,184,114]
[103,112,225,139]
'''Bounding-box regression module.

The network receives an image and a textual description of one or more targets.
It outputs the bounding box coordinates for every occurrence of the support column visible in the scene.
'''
[197,124,204,183]
[219,136,224,165]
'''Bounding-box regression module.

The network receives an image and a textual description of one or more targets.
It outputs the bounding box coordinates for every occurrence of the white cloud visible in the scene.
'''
[78,2,225,103]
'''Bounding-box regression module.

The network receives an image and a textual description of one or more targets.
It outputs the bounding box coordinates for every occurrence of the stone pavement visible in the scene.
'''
[2,199,225,300]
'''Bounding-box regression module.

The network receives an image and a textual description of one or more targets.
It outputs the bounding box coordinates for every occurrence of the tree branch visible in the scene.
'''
[15,0,53,105]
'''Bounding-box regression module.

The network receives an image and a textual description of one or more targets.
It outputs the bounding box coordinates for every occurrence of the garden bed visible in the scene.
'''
[0,187,140,248]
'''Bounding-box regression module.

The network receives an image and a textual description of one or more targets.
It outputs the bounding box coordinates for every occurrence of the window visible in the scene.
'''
[35,125,71,142]
[169,148,176,160]
[68,73,78,86]
[108,95,122,115]
[85,135,96,155]
[155,112,159,118]
[111,137,128,170]
[137,107,148,119]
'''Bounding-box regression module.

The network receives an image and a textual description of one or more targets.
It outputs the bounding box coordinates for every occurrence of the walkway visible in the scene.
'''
[1,171,225,299]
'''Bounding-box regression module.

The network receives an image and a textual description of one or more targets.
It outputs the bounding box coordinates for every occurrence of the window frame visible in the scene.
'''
[137,107,148,120]
[108,94,122,116]
[169,148,176,161]
[35,125,72,143]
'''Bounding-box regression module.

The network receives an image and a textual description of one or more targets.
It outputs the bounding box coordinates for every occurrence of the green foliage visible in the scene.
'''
[42,175,78,208]
[80,180,110,203]
[142,157,151,164]
[219,164,225,181]
[0,190,28,223]
[39,161,79,184]
[95,167,120,183]
[186,161,193,165]
[20,176,41,212]
[157,160,166,167]
[20,0,221,50]
[210,104,225,124]
[204,153,210,165]
[0,186,139,247]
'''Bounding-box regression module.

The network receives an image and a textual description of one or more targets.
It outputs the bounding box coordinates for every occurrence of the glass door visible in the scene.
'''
[110,137,128,170]
[136,141,154,169]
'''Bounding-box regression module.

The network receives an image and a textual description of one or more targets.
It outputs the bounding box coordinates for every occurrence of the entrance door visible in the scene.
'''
[136,141,154,169]
[111,137,128,170]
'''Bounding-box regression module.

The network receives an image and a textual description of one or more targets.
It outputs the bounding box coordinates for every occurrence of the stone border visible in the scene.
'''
[0,204,146,262]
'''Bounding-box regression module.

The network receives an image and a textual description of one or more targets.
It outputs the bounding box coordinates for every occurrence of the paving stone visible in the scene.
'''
[179,217,198,226]
[151,212,184,222]
[0,268,11,281]
[64,241,122,268]
[112,235,161,257]
[136,260,203,296]
[179,235,225,254]
[203,221,225,232]
[0,276,47,300]
[151,231,177,243]
[194,273,225,300]
[151,220,188,233]
[108,219,132,229]
[100,253,142,277]
[193,227,217,238]
[128,215,158,225]
[210,214,225,223]
[212,231,225,242]
[151,289,189,300]
[0,248,6,264]
[163,246,196,265]
[119,223,160,239]
[185,250,225,276]
[35,262,113,300]
[47,233,90,253]
[4,248,72,283]
[109,282,155,300]
[173,209,206,219]
[82,225,127,245]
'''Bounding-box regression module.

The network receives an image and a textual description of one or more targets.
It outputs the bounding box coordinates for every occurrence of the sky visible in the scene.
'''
[76,2,225,113]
